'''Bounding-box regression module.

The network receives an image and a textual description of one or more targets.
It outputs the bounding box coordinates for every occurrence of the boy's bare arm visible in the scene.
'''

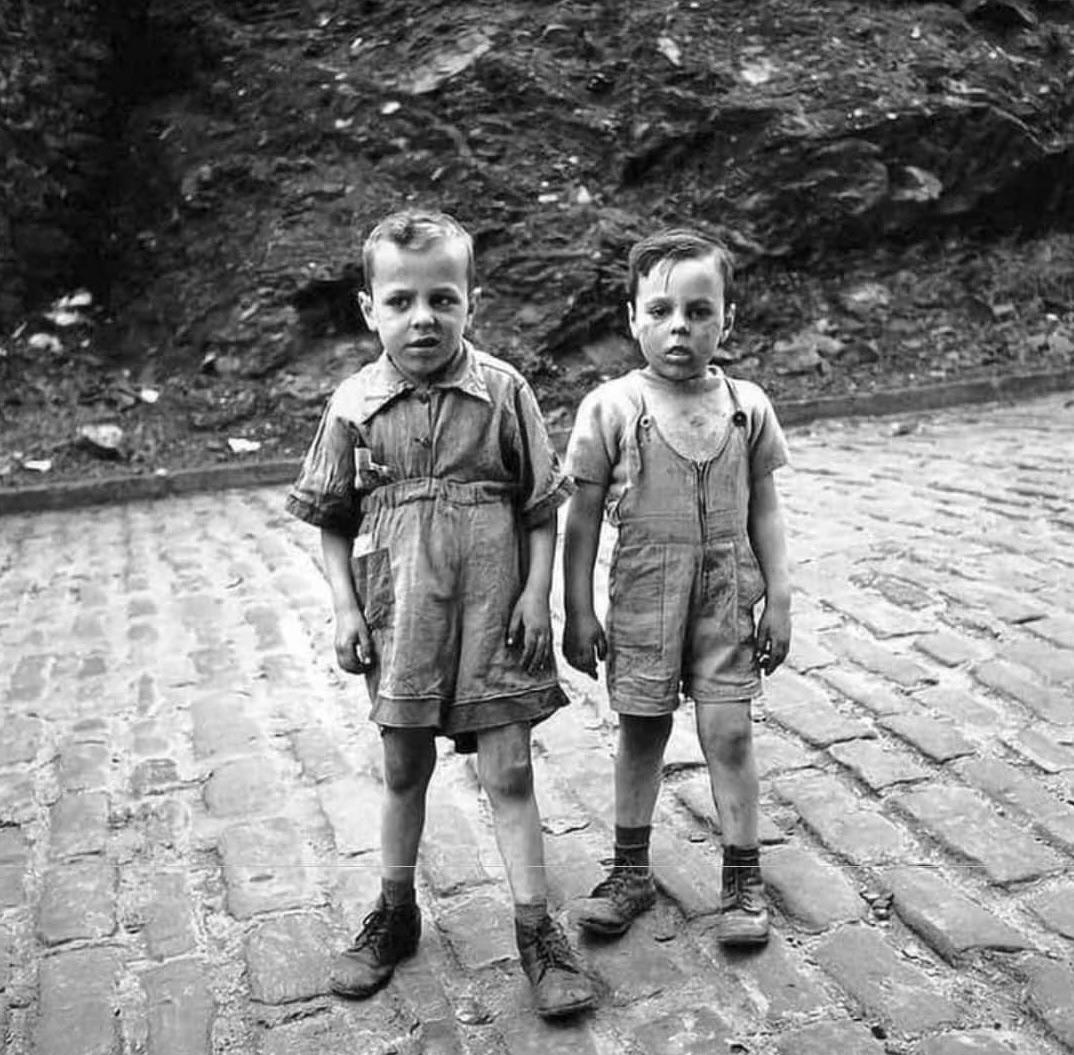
[561,481,608,677]
[509,515,556,674]
[747,473,791,674]
[320,528,374,674]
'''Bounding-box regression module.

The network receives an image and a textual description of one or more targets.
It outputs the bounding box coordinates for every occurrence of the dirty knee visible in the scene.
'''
[481,759,534,803]
[711,729,753,770]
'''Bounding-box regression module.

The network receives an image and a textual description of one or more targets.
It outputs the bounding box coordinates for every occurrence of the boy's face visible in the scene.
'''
[628,253,734,383]
[359,237,475,380]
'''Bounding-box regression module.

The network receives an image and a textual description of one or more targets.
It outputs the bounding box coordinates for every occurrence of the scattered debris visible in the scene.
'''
[22,458,53,473]
[740,56,778,85]
[227,437,262,454]
[454,997,492,1026]
[839,282,892,316]
[77,423,126,459]
[657,35,682,66]
[398,29,492,94]
[27,333,63,354]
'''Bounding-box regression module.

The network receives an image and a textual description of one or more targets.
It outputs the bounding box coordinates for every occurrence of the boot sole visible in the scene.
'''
[329,936,421,998]
[715,928,770,947]
[577,920,630,937]
[536,991,599,1019]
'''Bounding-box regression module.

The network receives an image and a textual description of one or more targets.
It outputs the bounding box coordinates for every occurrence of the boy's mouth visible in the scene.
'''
[408,336,440,349]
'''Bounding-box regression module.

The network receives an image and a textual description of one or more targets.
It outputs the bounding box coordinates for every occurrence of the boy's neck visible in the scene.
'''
[640,365,723,391]
[388,342,465,386]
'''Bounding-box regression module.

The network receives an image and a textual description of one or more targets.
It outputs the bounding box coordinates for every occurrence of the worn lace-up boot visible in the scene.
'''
[715,846,769,946]
[516,915,597,1018]
[572,860,657,936]
[330,896,422,997]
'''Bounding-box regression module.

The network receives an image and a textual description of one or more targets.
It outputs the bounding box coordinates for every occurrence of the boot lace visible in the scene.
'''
[591,858,650,900]
[528,919,581,980]
[349,904,406,959]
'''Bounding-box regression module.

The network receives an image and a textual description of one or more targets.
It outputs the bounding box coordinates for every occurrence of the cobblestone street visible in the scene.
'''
[2,392,1074,1055]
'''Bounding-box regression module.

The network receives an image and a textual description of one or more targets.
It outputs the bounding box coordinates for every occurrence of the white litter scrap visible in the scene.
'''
[23,459,52,473]
[227,437,262,454]
[58,290,93,309]
[139,387,160,404]
[740,56,778,86]
[27,332,63,354]
[657,35,682,66]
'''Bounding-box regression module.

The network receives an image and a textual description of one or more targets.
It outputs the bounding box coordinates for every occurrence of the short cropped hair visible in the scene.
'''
[362,210,476,291]
[627,228,735,308]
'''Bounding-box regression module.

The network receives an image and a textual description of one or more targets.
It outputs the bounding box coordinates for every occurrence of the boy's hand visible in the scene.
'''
[755,601,791,675]
[508,588,552,674]
[562,612,607,679]
[334,607,375,675]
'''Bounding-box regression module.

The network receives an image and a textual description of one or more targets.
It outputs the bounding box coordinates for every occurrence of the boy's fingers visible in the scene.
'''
[595,629,608,661]
[520,630,538,671]
[506,610,523,648]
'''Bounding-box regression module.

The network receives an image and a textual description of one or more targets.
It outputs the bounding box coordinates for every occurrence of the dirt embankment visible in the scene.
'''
[3,0,1074,486]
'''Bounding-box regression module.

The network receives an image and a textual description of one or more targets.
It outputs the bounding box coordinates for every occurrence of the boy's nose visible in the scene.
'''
[411,301,436,326]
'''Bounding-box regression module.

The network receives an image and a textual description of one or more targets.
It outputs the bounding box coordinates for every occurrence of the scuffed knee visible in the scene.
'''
[481,757,534,804]
[711,727,753,771]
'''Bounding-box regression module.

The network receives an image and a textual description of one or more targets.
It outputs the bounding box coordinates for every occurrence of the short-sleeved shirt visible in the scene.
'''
[565,368,789,516]
[286,341,573,536]
[285,341,573,743]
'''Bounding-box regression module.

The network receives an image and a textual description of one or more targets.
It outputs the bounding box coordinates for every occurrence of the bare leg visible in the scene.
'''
[380,727,438,884]
[476,722,546,902]
[477,721,597,1017]
[695,701,758,847]
[696,701,768,945]
[615,713,673,827]
[329,726,435,999]
[572,713,671,937]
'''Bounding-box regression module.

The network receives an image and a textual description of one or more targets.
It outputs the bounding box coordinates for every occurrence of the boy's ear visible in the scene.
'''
[358,290,375,329]
[626,301,639,339]
[465,286,481,331]
[721,302,736,342]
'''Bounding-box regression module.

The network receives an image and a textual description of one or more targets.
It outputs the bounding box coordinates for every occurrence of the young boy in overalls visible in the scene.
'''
[561,228,791,945]
[286,210,597,1017]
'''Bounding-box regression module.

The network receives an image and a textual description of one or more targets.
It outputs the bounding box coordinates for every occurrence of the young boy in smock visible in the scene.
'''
[561,228,791,945]
[286,210,596,1017]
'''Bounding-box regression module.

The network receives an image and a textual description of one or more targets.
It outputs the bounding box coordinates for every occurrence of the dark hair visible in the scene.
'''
[362,210,476,291]
[627,228,735,307]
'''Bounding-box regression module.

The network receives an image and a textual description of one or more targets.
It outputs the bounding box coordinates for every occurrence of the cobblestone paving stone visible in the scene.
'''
[1,393,1073,1053]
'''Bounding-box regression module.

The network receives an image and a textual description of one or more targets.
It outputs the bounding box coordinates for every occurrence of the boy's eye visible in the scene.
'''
[689,305,714,320]
[433,295,458,308]
[386,295,410,309]
[648,305,669,318]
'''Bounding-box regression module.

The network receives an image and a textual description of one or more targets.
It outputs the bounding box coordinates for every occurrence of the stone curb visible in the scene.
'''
[2,367,1073,517]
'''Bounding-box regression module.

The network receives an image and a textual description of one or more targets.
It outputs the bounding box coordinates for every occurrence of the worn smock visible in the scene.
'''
[565,368,789,714]
[286,342,574,748]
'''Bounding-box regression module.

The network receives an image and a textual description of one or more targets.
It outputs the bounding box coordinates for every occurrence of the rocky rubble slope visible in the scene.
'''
[2,0,1073,483]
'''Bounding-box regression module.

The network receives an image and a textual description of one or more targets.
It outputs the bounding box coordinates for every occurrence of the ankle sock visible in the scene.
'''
[382,877,416,908]
[722,844,760,888]
[614,824,652,870]
[514,898,549,932]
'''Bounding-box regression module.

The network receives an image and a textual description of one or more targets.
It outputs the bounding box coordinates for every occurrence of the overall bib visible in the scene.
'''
[606,376,766,713]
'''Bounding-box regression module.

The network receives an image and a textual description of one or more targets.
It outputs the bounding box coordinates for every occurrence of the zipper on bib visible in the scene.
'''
[695,461,707,542]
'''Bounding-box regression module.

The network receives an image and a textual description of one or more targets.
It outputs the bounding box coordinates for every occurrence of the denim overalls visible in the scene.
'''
[605,374,766,712]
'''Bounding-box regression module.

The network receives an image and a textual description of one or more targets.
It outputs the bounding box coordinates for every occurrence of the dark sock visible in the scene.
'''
[382,877,416,908]
[722,845,760,889]
[614,824,652,870]
[514,898,549,933]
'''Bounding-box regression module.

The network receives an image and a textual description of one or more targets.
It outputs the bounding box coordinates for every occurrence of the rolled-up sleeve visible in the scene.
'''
[284,392,361,536]
[563,388,616,488]
[512,379,575,528]
[741,383,790,480]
